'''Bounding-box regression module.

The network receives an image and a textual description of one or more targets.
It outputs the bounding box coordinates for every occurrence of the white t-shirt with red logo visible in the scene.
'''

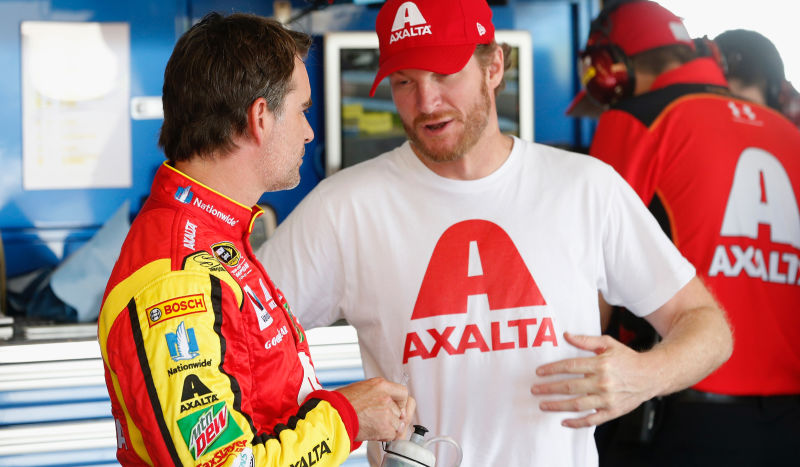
[258,137,695,467]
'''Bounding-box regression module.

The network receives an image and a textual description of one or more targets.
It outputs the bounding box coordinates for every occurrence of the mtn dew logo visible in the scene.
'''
[177,402,243,460]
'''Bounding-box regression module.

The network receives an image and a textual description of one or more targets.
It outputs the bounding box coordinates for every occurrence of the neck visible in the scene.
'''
[414,127,514,181]
[634,60,683,96]
[174,152,260,207]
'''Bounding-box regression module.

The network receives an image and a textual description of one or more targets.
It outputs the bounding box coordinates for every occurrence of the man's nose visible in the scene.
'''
[416,80,442,114]
[304,115,314,143]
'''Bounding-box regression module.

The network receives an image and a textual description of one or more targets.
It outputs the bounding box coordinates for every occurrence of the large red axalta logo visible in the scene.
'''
[404,220,553,363]
[412,220,546,318]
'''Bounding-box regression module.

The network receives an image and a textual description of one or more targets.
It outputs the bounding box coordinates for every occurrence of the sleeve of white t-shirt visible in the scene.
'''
[256,188,345,329]
[598,169,696,317]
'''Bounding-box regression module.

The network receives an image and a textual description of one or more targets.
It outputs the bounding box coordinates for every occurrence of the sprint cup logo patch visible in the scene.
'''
[147,294,207,327]
[211,242,240,267]
[178,402,243,460]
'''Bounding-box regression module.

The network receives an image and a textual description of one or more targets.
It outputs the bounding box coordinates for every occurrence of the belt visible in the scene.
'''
[671,388,800,405]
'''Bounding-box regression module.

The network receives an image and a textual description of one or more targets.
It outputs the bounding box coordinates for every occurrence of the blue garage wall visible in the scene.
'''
[0,0,598,278]
[0,0,190,277]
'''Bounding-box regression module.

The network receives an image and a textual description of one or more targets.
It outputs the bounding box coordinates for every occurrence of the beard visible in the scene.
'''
[261,144,304,192]
[404,80,492,163]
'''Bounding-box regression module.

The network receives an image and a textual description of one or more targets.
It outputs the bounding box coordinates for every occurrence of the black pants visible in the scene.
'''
[595,392,800,467]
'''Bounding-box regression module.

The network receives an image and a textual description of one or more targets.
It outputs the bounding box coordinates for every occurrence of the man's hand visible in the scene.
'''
[336,377,416,442]
[532,277,732,429]
[530,332,658,428]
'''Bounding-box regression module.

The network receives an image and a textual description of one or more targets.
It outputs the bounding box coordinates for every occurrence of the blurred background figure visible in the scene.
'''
[714,28,800,128]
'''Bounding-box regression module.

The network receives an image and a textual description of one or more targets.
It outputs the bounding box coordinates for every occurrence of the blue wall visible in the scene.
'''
[0,0,189,277]
[0,0,598,278]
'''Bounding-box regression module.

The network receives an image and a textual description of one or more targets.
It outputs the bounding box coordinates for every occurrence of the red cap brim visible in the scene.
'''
[565,89,606,119]
[369,43,476,97]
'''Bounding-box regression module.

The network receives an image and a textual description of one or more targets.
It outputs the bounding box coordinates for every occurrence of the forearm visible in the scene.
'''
[646,303,732,397]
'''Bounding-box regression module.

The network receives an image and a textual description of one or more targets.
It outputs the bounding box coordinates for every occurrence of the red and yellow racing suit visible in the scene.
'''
[98,163,359,466]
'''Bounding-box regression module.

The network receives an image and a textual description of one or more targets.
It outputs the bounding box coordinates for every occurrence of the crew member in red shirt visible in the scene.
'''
[571,1,800,465]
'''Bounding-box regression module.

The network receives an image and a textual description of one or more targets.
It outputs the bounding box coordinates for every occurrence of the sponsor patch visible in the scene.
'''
[168,358,212,377]
[184,251,226,273]
[263,326,288,350]
[231,447,254,467]
[230,258,251,280]
[283,303,305,344]
[211,242,241,266]
[115,418,128,450]
[389,2,431,45]
[178,402,243,460]
[148,294,207,327]
[175,185,194,204]
[193,197,240,227]
[184,220,198,250]
[243,278,277,331]
[198,440,248,467]
[165,321,200,362]
[180,374,219,413]
[290,439,332,467]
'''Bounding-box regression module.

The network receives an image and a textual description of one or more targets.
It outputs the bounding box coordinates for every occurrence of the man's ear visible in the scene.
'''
[487,45,505,92]
[248,97,274,146]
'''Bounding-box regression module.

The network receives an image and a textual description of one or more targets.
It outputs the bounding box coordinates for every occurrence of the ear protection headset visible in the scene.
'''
[578,0,638,106]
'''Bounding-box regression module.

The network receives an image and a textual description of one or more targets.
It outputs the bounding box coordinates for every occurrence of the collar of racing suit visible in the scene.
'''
[650,56,729,93]
[151,161,264,238]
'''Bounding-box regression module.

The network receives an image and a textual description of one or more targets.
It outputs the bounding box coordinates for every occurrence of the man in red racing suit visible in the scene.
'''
[98,12,413,466]
[100,163,366,466]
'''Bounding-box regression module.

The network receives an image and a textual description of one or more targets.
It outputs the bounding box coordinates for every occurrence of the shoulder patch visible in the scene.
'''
[183,251,226,273]
[181,251,243,307]
[147,294,207,327]
[210,242,241,267]
[177,402,244,460]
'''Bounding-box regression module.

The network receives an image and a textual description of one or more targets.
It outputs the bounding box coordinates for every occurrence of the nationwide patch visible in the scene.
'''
[147,294,207,327]
[178,402,243,460]
[211,242,241,267]
[165,321,200,362]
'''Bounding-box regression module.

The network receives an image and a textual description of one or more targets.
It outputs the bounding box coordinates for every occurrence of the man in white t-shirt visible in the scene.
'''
[257,0,733,465]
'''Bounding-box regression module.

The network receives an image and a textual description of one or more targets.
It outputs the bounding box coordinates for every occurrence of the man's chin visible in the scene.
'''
[266,175,300,192]
[412,140,464,163]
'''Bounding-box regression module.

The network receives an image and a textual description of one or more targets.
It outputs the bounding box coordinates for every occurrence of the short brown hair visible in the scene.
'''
[631,44,695,76]
[474,41,513,96]
[158,12,312,163]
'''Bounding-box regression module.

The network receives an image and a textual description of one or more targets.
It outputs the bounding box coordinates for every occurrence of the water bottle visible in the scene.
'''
[380,425,463,467]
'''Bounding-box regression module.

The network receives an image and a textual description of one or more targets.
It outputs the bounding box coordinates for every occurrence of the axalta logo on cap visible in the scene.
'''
[390,1,432,44]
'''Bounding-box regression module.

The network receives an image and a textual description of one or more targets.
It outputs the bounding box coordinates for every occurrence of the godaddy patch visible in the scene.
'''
[178,402,243,460]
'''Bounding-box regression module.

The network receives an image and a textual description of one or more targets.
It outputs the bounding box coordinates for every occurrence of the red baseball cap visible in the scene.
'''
[593,1,694,56]
[369,0,495,97]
